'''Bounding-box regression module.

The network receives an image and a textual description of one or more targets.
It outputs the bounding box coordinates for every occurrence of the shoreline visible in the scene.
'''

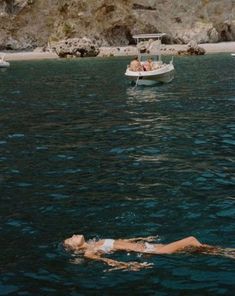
[98,42,235,57]
[2,42,235,61]
[3,51,58,61]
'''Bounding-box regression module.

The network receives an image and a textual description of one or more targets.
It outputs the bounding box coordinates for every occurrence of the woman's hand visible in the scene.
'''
[127,261,153,271]
[107,260,153,272]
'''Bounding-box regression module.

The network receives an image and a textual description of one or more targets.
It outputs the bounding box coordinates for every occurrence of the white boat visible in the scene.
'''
[231,53,235,57]
[125,33,174,86]
[0,54,10,68]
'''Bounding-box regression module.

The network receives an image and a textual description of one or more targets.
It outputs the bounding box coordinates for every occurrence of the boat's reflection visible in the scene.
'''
[0,68,8,73]
[126,85,166,104]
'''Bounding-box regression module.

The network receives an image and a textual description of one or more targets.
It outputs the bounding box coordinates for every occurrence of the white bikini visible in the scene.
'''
[98,239,115,253]
[144,242,156,253]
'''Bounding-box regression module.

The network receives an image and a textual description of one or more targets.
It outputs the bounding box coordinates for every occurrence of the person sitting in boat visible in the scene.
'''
[64,234,232,271]
[129,56,143,71]
[143,58,154,71]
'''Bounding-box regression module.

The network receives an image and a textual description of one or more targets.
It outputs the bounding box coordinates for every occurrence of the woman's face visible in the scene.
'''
[64,235,84,249]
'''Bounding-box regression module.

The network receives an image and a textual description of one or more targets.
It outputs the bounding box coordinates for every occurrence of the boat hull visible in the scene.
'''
[125,64,174,86]
[0,61,10,68]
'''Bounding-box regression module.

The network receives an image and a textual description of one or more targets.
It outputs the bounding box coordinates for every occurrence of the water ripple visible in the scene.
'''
[0,55,234,295]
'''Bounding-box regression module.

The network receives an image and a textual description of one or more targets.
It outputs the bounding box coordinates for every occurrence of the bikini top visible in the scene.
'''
[97,239,115,253]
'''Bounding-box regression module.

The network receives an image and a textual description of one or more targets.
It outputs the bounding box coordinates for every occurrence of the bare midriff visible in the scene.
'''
[113,240,164,253]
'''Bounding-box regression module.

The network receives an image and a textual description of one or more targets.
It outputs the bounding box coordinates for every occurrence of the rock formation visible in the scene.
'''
[0,0,234,50]
[52,37,100,58]
[178,40,206,55]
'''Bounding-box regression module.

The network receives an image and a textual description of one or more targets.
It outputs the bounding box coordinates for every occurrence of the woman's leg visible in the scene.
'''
[155,236,202,254]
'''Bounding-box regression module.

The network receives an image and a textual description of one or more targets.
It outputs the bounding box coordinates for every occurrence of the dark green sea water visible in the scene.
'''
[0,54,234,295]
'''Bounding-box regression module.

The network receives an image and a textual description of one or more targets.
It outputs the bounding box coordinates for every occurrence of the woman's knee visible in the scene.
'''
[187,236,201,246]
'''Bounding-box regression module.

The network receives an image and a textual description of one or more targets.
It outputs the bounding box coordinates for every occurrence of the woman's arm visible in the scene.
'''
[124,236,158,243]
[84,251,152,271]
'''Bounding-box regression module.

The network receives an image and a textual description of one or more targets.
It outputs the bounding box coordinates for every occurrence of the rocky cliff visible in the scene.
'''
[0,0,234,50]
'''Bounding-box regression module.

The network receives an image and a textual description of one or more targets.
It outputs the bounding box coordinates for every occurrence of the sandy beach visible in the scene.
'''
[2,42,235,61]
[98,42,235,57]
[3,51,58,61]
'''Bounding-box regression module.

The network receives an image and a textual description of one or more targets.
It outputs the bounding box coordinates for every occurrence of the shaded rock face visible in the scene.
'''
[0,0,32,16]
[0,0,234,50]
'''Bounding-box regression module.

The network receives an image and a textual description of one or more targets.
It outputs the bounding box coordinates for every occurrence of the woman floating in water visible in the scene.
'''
[64,234,229,271]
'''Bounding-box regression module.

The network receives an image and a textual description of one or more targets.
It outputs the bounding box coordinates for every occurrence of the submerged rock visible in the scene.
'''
[52,37,100,58]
